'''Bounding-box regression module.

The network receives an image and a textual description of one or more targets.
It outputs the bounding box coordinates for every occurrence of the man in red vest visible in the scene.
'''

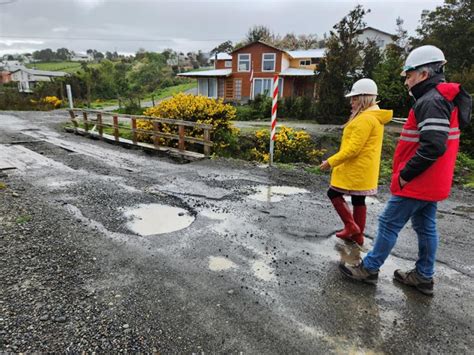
[339,45,472,295]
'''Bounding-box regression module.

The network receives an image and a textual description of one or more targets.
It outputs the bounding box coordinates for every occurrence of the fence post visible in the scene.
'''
[113,115,119,142]
[178,124,185,151]
[83,111,89,133]
[153,120,160,148]
[131,117,137,145]
[97,112,103,137]
[203,128,211,157]
[68,110,78,132]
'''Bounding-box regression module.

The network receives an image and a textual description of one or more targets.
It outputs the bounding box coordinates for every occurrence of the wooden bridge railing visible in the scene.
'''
[68,109,213,157]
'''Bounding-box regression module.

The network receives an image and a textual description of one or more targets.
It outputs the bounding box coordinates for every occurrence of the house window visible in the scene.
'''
[197,78,217,98]
[234,79,242,100]
[253,78,283,98]
[299,59,311,66]
[224,61,232,68]
[311,58,319,64]
[262,53,276,72]
[238,54,250,72]
[376,39,385,48]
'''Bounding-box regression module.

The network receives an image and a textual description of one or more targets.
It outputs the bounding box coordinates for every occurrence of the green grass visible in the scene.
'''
[89,82,197,110]
[26,61,100,73]
[304,166,326,175]
[16,215,31,224]
[0,181,6,189]
[144,82,197,101]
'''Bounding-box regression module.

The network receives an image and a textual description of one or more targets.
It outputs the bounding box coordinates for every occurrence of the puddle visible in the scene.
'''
[209,256,237,271]
[252,260,275,281]
[248,185,309,202]
[122,203,194,236]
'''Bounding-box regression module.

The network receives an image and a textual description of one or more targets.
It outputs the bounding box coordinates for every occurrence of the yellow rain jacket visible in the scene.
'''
[327,105,393,191]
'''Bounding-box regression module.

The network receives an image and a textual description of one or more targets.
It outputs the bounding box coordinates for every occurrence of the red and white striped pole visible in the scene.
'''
[269,74,279,166]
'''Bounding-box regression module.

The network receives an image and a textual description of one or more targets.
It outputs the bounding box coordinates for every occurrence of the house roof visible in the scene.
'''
[279,68,315,76]
[286,48,326,59]
[231,40,283,53]
[359,27,395,38]
[11,68,68,77]
[177,69,232,77]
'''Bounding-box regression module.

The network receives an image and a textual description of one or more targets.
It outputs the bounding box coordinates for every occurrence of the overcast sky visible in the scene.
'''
[0,0,444,56]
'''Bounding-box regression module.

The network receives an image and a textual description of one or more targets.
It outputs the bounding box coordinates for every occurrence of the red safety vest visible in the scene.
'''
[390,83,461,201]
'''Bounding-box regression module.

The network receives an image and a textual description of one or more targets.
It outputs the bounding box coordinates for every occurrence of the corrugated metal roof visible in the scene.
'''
[177,69,232,77]
[279,68,315,76]
[286,49,326,59]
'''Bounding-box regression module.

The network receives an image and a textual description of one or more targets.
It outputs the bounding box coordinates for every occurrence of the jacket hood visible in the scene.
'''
[437,83,472,130]
[366,107,393,125]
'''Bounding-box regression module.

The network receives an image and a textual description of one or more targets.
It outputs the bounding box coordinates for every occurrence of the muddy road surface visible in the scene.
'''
[1,111,473,353]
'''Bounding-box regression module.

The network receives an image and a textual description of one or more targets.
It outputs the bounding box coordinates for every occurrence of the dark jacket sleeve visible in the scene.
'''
[400,95,453,182]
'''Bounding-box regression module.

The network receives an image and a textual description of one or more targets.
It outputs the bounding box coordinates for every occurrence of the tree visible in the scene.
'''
[297,34,320,49]
[210,40,234,55]
[33,48,55,61]
[316,5,369,122]
[373,18,412,117]
[412,0,473,73]
[56,48,71,61]
[361,39,382,78]
[245,25,274,44]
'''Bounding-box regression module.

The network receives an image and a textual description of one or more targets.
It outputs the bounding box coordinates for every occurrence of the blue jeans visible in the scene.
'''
[363,195,439,279]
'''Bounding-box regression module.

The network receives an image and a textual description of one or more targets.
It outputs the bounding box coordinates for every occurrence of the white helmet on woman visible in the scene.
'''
[401,45,446,76]
[345,78,378,97]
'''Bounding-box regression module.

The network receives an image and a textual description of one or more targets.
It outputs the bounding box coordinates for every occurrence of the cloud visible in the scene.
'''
[73,0,105,11]
[0,39,45,46]
[52,27,69,33]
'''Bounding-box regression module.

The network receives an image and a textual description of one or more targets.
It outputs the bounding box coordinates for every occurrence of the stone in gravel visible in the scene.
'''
[39,314,49,321]
[227,290,234,295]
[54,316,67,323]
[12,192,20,197]
[122,324,129,329]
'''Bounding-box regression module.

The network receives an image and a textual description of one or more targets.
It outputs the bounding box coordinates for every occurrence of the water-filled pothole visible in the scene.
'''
[248,185,309,202]
[122,203,194,236]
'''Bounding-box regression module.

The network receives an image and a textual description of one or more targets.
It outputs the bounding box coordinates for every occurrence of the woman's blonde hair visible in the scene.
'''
[347,94,378,124]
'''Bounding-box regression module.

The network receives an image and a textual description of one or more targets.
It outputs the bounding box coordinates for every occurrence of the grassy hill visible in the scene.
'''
[25,61,99,73]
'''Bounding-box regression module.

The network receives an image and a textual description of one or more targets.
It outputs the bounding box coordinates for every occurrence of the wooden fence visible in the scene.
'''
[68,109,213,159]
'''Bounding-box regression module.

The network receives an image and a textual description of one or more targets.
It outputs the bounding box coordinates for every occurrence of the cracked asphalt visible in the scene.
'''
[1,111,473,353]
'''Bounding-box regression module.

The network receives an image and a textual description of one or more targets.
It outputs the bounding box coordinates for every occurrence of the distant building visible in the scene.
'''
[10,67,68,93]
[178,41,325,102]
[357,27,395,50]
[70,52,93,62]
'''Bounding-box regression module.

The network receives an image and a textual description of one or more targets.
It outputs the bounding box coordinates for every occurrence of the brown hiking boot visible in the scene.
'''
[339,262,378,285]
[394,269,434,296]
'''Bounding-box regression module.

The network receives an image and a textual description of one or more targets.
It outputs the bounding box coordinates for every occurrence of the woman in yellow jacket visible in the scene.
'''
[319,79,393,246]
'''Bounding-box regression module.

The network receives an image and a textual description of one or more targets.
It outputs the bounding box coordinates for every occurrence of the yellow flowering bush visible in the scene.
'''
[251,126,325,164]
[42,96,62,108]
[138,93,238,155]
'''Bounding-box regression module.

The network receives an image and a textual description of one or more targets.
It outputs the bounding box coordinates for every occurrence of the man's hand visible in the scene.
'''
[399,176,408,188]
[319,160,331,171]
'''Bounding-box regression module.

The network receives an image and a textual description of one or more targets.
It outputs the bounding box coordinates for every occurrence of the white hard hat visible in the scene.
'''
[345,78,378,97]
[401,45,446,76]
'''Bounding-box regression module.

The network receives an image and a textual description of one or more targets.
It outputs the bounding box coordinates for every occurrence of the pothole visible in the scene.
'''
[122,203,195,236]
[248,185,309,202]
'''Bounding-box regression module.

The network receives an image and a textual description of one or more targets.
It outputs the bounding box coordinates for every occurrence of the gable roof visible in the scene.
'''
[231,40,284,54]
[359,27,394,38]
